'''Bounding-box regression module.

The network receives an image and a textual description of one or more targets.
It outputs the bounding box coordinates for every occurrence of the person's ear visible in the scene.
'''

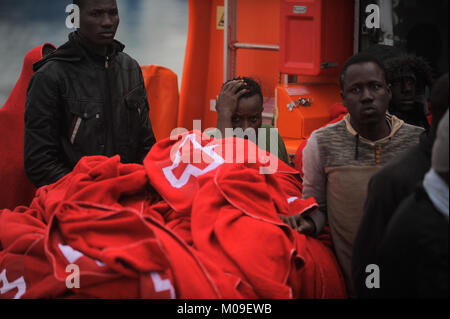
[386,83,392,100]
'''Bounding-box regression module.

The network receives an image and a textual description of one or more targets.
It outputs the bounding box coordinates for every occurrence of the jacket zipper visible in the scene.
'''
[70,117,82,144]
[104,55,114,156]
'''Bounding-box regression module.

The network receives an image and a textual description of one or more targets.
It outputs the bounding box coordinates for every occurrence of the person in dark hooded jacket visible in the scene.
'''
[24,0,156,188]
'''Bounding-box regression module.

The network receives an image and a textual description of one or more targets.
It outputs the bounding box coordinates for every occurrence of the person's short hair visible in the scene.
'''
[223,77,263,106]
[339,53,387,90]
[384,55,434,91]
[73,0,85,9]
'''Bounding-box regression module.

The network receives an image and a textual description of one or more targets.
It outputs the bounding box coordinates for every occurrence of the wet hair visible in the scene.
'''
[223,77,263,107]
[340,53,387,90]
[384,55,434,92]
[74,0,119,11]
[73,0,86,9]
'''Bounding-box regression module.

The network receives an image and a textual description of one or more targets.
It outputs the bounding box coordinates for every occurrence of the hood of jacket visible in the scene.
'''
[33,31,125,72]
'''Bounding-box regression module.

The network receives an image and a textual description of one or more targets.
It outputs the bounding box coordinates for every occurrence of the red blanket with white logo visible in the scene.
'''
[0,131,346,299]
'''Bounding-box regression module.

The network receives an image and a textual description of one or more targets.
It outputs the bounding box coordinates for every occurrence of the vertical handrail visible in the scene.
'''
[224,0,229,83]
[224,0,237,82]
[224,0,279,82]
[354,0,360,54]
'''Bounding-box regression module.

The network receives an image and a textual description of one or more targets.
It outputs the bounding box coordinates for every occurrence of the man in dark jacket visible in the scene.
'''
[376,110,449,298]
[24,0,156,188]
[352,73,449,298]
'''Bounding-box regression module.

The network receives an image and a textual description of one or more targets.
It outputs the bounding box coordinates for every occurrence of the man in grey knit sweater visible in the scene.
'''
[300,53,424,297]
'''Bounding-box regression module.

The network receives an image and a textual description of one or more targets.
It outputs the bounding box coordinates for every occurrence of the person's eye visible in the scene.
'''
[110,9,118,16]
[371,83,382,90]
[90,11,100,17]
[350,87,360,94]
[250,117,259,123]
[231,116,240,123]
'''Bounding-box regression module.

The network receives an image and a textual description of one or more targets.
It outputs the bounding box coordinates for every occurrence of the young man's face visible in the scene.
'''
[78,0,120,48]
[341,62,392,127]
[232,95,263,136]
[390,72,417,113]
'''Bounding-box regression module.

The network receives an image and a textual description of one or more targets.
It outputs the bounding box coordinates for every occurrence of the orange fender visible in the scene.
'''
[141,65,179,141]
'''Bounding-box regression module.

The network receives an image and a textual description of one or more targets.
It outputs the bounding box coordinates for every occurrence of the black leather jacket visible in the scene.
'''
[24,32,156,188]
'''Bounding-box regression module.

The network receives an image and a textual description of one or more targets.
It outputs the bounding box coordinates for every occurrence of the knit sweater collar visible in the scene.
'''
[343,113,404,145]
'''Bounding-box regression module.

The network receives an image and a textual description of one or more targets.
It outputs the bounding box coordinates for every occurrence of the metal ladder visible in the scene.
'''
[223,0,280,82]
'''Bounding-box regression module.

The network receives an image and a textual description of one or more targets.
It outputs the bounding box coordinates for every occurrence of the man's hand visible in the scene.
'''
[216,80,248,136]
[279,214,316,235]
[216,79,248,115]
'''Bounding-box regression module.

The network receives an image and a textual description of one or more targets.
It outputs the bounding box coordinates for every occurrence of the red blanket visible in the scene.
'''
[0,131,346,299]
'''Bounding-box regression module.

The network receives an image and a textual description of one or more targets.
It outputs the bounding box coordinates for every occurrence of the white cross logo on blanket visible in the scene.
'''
[163,133,225,188]
[151,272,176,299]
[58,243,105,267]
[0,269,26,299]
